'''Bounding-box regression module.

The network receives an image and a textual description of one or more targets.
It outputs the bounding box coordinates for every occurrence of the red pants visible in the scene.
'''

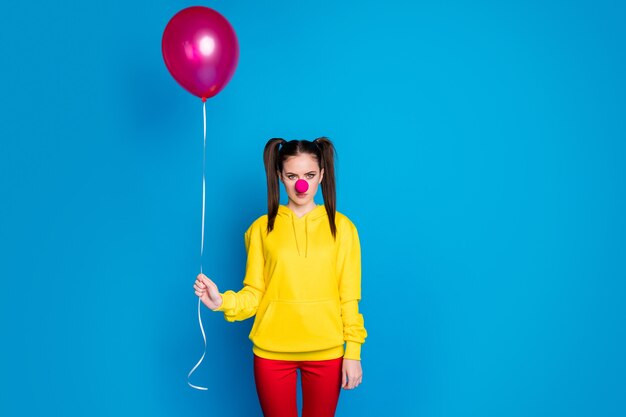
[253,354,343,417]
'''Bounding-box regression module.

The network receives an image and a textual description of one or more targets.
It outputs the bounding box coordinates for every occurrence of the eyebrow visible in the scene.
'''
[284,171,317,175]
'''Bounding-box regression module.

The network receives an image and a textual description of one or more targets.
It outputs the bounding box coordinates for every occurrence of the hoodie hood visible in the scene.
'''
[277,204,327,258]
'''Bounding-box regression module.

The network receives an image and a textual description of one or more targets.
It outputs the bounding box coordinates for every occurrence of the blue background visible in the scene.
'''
[1,0,624,416]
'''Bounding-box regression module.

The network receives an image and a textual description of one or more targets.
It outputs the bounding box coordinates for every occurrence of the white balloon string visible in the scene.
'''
[201,101,206,270]
[188,100,208,391]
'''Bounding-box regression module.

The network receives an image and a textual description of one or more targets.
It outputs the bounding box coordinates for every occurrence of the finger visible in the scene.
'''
[195,280,206,289]
[204,280,219,295]
[348,376,355,389]
[199,276,214,289]
[206,279,218,291]
[349,372,358,389]
[341,369,347,389]
[200,275,213,286]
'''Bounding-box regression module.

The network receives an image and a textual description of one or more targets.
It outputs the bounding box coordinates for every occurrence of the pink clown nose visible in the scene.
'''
[295,179,309,193]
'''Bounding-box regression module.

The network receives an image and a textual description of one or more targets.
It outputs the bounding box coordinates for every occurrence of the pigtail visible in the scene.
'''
[314,136,337,239]
[263,138,285,233]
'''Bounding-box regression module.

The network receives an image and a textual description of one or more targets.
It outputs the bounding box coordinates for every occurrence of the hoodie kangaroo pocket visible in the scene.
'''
[251,299,344,352]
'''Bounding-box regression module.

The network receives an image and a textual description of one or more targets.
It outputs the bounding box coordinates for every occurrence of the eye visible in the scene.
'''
[287,174,297,180]
[306,173,315,179]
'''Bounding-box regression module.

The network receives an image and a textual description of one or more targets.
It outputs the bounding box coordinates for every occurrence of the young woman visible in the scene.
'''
[193,137,367,417]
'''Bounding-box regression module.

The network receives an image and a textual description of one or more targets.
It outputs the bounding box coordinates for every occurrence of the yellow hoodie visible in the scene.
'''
[213,204,367,361]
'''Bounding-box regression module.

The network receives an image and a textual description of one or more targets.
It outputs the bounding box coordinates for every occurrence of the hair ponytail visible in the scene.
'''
[263,138,285,233]
[314,136,337,239]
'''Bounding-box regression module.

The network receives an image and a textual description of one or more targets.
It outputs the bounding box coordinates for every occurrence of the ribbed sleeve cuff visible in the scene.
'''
[343,341,362,360]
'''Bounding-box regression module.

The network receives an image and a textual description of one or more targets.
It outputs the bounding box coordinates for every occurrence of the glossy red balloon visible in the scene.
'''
[162,7,239,100]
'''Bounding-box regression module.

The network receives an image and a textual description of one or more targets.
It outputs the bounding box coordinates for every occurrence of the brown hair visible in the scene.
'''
[263,137,337,238]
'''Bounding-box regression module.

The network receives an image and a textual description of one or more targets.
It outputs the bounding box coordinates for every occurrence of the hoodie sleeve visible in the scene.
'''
[337,218,368,360]
[212,221,265,321]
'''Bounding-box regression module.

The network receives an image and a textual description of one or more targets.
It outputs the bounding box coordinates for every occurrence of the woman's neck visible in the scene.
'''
[286,201,317,218]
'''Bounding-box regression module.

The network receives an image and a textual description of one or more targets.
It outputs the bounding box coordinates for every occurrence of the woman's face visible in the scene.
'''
[279,152,324,207]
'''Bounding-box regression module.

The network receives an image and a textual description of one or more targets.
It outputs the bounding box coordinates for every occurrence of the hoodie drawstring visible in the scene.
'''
[305,218,308,258]
[282,205,324,258]
[290,211,309,258]
[291,215,301,257]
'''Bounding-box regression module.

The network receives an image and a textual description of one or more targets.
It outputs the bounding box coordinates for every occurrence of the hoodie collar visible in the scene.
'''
[278,204,326,221]
[277,205,327,257]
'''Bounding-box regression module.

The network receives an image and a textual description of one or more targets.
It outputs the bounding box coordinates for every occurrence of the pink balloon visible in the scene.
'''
[162,7,239,100]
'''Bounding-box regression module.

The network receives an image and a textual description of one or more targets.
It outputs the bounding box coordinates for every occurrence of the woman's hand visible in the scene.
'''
[341,359,363,390]
[194,273,223,310]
